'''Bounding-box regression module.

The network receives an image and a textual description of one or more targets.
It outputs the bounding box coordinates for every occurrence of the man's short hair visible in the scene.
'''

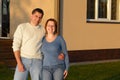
[32,8,44,18]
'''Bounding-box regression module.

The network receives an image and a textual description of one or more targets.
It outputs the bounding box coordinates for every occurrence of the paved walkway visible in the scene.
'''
[70,59,120,66]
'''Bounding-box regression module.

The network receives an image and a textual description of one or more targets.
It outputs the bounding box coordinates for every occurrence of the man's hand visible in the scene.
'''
[18,63,25,72]
[58,53,64,60]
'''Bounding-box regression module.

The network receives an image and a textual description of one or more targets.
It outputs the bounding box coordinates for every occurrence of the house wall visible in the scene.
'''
[3,0,120,62]
[63,0,120,50]
[10,0,59,38]
[9,0,120,51]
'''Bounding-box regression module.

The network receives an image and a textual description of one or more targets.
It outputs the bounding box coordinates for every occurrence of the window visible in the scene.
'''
[0,0,10,37]
[0,0,2,36]
[87,0,120,23]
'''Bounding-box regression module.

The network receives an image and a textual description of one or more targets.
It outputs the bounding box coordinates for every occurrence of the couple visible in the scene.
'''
[12,8,69,80]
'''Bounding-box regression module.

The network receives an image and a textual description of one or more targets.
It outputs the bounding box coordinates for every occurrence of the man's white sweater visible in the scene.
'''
[12,23,45,59]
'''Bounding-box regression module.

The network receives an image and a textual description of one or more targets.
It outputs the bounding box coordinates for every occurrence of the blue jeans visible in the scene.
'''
[42,64,65,80]
[14,57,42,80]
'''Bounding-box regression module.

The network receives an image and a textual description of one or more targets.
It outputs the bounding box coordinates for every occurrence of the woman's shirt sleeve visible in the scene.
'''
[59,36,69,71]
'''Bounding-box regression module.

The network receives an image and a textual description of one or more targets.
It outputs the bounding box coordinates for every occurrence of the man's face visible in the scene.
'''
[31,12,43,26]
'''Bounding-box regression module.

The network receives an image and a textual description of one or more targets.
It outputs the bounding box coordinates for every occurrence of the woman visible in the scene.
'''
[41,18,69,80]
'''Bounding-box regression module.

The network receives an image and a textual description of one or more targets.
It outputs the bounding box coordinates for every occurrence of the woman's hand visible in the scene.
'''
[64,70,68,79]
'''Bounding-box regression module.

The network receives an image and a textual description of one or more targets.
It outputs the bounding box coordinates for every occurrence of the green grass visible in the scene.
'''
[0,64,14,80]
[66,61,120,80]
[1,61,120,80]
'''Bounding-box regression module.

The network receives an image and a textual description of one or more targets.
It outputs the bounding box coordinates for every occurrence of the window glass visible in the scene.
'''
[2,0,10,37]
[98,0,107,18]
[87,0,95,19]
[111,0,117,20]
[0,0,1,23]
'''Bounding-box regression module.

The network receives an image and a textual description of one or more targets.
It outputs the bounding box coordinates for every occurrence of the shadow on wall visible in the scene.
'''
[10,0,32,37]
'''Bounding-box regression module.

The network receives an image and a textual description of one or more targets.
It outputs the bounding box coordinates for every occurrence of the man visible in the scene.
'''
[12,8,45,80]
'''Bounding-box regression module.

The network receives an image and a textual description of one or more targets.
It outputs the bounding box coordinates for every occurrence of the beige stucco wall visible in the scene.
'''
[63,0,120,50]
[10,0,59,38]
[10,0,120,50]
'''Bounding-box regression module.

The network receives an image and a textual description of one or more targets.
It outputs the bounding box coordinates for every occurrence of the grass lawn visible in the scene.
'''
[0,64,14,80]
[66,61,120,80]
[1,61,120,80]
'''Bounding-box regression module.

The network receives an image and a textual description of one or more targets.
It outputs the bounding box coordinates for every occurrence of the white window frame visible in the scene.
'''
[87,0,120,23]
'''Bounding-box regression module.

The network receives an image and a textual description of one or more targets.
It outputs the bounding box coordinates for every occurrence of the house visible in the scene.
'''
[1,0,120,63]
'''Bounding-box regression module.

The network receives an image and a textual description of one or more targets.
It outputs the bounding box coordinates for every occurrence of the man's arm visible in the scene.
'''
[14,50,25,72]
[12,25,25,72]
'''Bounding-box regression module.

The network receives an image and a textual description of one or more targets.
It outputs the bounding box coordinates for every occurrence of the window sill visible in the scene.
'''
[87,19,120,24]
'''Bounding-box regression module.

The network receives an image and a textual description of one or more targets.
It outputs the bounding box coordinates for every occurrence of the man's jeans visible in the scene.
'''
[14,57,42,80]
[42,64,65,80]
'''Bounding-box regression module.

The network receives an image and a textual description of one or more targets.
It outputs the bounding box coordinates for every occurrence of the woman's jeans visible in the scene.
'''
[14,57,42,80]
[42,64,65,80]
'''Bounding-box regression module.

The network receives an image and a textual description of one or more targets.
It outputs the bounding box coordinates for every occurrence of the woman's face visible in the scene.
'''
[46,21,55,34]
